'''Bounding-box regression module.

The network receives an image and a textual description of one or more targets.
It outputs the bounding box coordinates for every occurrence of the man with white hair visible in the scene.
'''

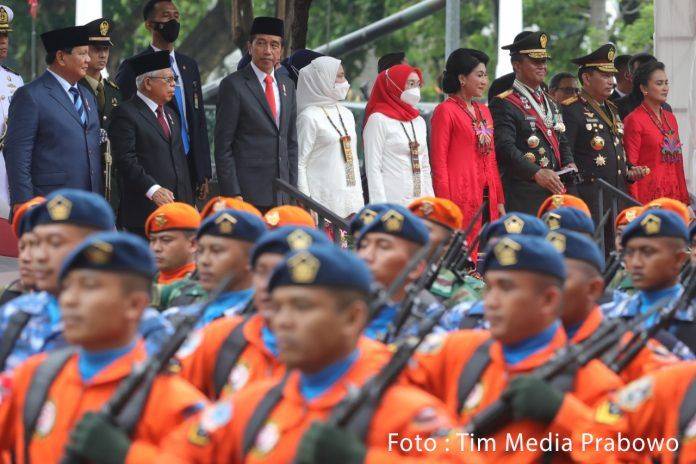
[108,50,193,237]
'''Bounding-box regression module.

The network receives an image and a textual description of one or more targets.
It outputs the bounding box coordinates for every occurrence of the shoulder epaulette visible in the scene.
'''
[2,64,20,77]
[106,79,119,90]
[496,89,513,99]
[561,95,578,106]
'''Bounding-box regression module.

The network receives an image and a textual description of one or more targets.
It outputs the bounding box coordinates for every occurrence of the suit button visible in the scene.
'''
[618,170,621,175]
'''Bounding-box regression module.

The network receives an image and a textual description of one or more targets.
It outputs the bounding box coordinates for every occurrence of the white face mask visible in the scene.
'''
[331,80,350,101]
[400,87,421,106]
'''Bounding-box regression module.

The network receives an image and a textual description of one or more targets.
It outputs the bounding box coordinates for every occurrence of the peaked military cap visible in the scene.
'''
[268,244,372,293]
[250,226,331,266]
[621,210,688,247]
[501,31,550,59]
[0,5,14,34]
[33,189,115,231]
[356,205,429,246]
[84,17,114,46]
[197,209,267,243]
[481,212,548,247]
[41,26,91,53]
[128,50,170,77]
[571,43,618,73]
[349,203,399,235]
[546,228,604,272]
[542,207,595,235]
[481,234,566,281]
[59,231,157,281]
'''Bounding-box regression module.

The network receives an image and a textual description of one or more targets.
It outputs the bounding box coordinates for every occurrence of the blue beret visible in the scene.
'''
[356,205,429,246]
[621,209,688,246]
[481,213,548,245]
[546,228,604,272]
[481,234,566,281]
[542,207,595,235]
[59,231,157,281]
[349,203,400,235]
[250,226,331,266]
[268,244,373,293]
[197,209,267,242]
[33,189,115,231]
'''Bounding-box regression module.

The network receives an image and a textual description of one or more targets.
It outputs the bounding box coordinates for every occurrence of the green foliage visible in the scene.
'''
[619,0,653,52]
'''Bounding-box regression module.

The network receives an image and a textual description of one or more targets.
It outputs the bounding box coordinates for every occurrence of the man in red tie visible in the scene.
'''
[108,50,194,237]
[214,16,298,212]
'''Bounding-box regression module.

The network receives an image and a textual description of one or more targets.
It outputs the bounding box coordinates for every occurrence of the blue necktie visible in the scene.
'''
[69,86,87,126]
[170,55,190,155]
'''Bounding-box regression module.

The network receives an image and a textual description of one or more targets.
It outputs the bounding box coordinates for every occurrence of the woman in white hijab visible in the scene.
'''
[296,56,364,218]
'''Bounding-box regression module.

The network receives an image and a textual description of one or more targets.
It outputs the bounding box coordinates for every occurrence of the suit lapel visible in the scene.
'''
[277,76,288,131]
[243,66,277,129]
[134,96,169,142]
[43,72,83,125]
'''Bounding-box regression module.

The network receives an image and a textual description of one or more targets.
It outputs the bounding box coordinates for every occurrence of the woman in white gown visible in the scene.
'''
[363,64,433,205]
[296,56,364,218]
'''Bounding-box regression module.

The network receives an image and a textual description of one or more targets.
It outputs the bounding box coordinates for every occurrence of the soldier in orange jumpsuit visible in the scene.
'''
[406,234,624,463]
[176,226,333,398]
[547,228,678,383]
[0,232,207,464]
[155,243,464,463]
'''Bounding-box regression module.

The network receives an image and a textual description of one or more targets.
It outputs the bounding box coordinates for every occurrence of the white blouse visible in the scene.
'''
[297,104,364,218]
[363,112,433,205]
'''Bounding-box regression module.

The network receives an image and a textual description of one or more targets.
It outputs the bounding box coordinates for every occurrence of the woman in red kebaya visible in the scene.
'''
[623,61,689,204]
[430,48,505,236]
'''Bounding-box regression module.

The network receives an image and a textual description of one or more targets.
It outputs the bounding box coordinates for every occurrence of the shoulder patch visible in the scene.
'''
[188,401,233,446]
[106,79,119,90]
[561,96,578,106]
[495,89,513,99]
[615,376,653,412]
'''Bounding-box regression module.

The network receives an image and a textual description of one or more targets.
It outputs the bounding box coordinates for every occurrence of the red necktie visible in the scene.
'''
[156,105,171,139]
[264,74,277,122]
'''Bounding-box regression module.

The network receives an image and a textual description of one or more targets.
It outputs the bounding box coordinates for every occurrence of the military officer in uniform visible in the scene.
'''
[490,31,577,215]
[562,44,649,248]
[0,5,21,218]
[80,18,123,217]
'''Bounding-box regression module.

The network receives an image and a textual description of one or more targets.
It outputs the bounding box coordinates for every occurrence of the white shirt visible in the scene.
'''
[0,65,23,218]
[137,91,170,200]
[297,105,364,218]
[250,61,281,126]
[363,112,433,205]
[151,45,187,123]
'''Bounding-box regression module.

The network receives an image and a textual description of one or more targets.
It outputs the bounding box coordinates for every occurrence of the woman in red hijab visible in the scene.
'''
[363,64,434,205]
[623,61,689,204]
[430,48,505,238]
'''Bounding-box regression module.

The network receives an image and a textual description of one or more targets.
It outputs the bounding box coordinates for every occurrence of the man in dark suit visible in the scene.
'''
[609,54,631,102]
[109,51,193,237]
[489,31,576,215]
[4,26,101,209]
[115,0,211,199]
[214,16,298,211]
[80,17,122,216]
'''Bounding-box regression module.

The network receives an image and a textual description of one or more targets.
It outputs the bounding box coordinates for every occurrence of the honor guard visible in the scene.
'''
[548,228,677,383]
[562,44,649,245]
[603,209,696,357]
[0,232,207,464]
[0,5,22,216]
[542,206,595,237]
[162,210,266,328]
[154,244,461,463]
[348,202,399,239]
[175,226,337,399]
[406,235,623,462]
[439,212,550,332]
[489,31,577,215]
[0,189,172,372]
